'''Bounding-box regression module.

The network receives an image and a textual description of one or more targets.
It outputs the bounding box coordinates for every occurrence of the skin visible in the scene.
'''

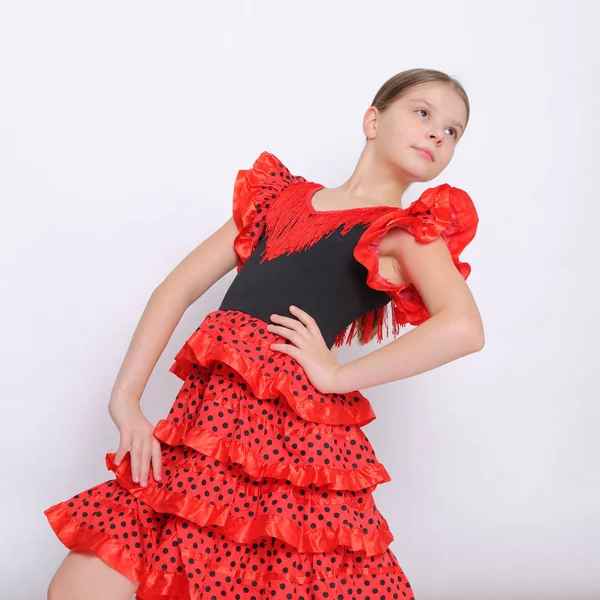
[47,81,483,599]
[269,81,482,392]
[309,81,467,212]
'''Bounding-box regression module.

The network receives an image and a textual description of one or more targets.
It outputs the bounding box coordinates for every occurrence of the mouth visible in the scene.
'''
[413,147,434,161]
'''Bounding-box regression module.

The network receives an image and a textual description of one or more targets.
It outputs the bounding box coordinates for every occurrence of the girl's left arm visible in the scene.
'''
[268,229,484,393]
[333,229,484,392]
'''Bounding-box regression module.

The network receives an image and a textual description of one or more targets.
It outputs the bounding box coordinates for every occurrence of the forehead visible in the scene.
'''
[402,81,456,101]
[399,83,467,126]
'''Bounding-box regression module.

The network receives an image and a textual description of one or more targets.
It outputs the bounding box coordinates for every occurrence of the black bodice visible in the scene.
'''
[219,224,392,348]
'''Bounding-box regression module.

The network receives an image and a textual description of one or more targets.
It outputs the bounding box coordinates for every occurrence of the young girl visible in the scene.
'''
[45,67,483,600]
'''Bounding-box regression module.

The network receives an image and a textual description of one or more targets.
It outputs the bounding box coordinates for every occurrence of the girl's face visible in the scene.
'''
[366,81,468,183]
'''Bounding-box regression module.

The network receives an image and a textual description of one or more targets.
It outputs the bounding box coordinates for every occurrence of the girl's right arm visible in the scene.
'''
[108,216,240,487]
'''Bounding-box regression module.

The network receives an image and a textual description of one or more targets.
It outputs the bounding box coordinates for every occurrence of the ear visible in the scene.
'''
[363,106,378,140]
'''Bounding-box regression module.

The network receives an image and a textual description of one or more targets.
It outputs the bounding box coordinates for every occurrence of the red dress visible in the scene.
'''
[44,151,478,599]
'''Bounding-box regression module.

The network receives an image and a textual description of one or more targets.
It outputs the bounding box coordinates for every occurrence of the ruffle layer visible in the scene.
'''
[152,415,390,492]
[135,564,406,600]
[232,150,307,271]
[170,310,379,428]
[44,501,147,582]
[135,546,410,599]
[57,299,396,561]
[352,182,479,329]
[45,494,412,599]
[104,451,394,556]
[43,151,421,597]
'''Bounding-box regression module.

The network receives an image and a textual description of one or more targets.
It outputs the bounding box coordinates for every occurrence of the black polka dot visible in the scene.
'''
[44,308,414,599]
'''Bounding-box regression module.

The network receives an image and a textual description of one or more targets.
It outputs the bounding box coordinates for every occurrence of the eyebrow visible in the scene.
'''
[410,98,465,132]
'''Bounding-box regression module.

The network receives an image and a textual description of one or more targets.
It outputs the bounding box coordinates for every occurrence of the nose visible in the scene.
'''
[428,130,443,145]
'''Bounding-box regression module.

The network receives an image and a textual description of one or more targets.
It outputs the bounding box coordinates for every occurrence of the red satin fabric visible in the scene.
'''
[42,149,432,599]
[44,309,415,599]
[231,151,478,347]
[354,183,477,295]
[104,449,394,556]
[352,182,479,331]
[170,311,380,428]
[232,151,308,272]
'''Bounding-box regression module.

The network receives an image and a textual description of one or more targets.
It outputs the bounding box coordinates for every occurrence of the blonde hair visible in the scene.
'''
[366,67,470,143]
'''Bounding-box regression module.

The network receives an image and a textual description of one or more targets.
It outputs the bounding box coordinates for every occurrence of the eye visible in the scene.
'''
[415,109,458,139]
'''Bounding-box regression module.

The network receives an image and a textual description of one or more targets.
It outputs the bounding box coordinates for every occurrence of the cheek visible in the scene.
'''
[441,145,456,164]
[431,149,455,175]
[389,126,413,152]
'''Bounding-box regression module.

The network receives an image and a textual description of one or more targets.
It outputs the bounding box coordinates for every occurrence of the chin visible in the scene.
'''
[400,161,435,183]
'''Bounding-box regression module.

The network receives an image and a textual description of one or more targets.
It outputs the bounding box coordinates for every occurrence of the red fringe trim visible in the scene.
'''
[333,304,400,347]
[231,151,478,350]
[231,151,409,348]
[260,181,392,263]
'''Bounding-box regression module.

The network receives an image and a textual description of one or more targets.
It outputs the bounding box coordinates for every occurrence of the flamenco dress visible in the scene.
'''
[44,150,478,599]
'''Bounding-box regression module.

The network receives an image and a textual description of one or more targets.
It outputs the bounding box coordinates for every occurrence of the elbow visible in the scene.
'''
[430,309,485,355]
[439,310,484,353]
[469,329,485,352]
[461,319,485,352]
[446,300,485,352]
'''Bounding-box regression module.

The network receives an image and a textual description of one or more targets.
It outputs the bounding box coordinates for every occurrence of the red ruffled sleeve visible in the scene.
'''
[336,183,479,345]
[232,151,306,271]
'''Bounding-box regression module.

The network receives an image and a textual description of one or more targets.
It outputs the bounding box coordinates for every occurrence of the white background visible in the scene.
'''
[1,1,598,598]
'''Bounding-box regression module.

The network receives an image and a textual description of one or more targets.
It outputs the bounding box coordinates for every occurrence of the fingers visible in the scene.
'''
[269,342,301,360]
[112,406,161,487]
[130,437,143,484]
[270,313,307,336]
[151,437,162,482]
[114,431,132,466]
[288,305,319,334]
[128,432,162,487]
[267,323,304,347]
[271,306,321,338]
[139,437,151,487]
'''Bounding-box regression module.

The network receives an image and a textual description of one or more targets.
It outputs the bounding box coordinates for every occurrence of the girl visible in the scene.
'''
[45,67,484,600]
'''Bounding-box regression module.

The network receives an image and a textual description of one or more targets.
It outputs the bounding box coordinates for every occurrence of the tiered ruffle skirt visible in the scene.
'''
[44,309,415,599]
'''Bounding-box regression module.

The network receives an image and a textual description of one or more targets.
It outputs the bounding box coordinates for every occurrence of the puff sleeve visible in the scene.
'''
[232,151,301,271]
[351,183,479,334]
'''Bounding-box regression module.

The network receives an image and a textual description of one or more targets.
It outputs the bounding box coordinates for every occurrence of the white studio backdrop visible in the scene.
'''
[1,1,598,598]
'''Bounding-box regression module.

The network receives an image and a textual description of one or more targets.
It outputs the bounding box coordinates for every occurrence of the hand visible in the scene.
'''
[108,395,162,487]
[267,305,341,394]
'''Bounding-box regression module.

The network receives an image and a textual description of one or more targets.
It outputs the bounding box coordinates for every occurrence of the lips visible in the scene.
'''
[414,147,434,161]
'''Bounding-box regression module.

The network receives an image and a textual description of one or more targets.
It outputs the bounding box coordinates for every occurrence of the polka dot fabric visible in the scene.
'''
[44,309,415,598]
